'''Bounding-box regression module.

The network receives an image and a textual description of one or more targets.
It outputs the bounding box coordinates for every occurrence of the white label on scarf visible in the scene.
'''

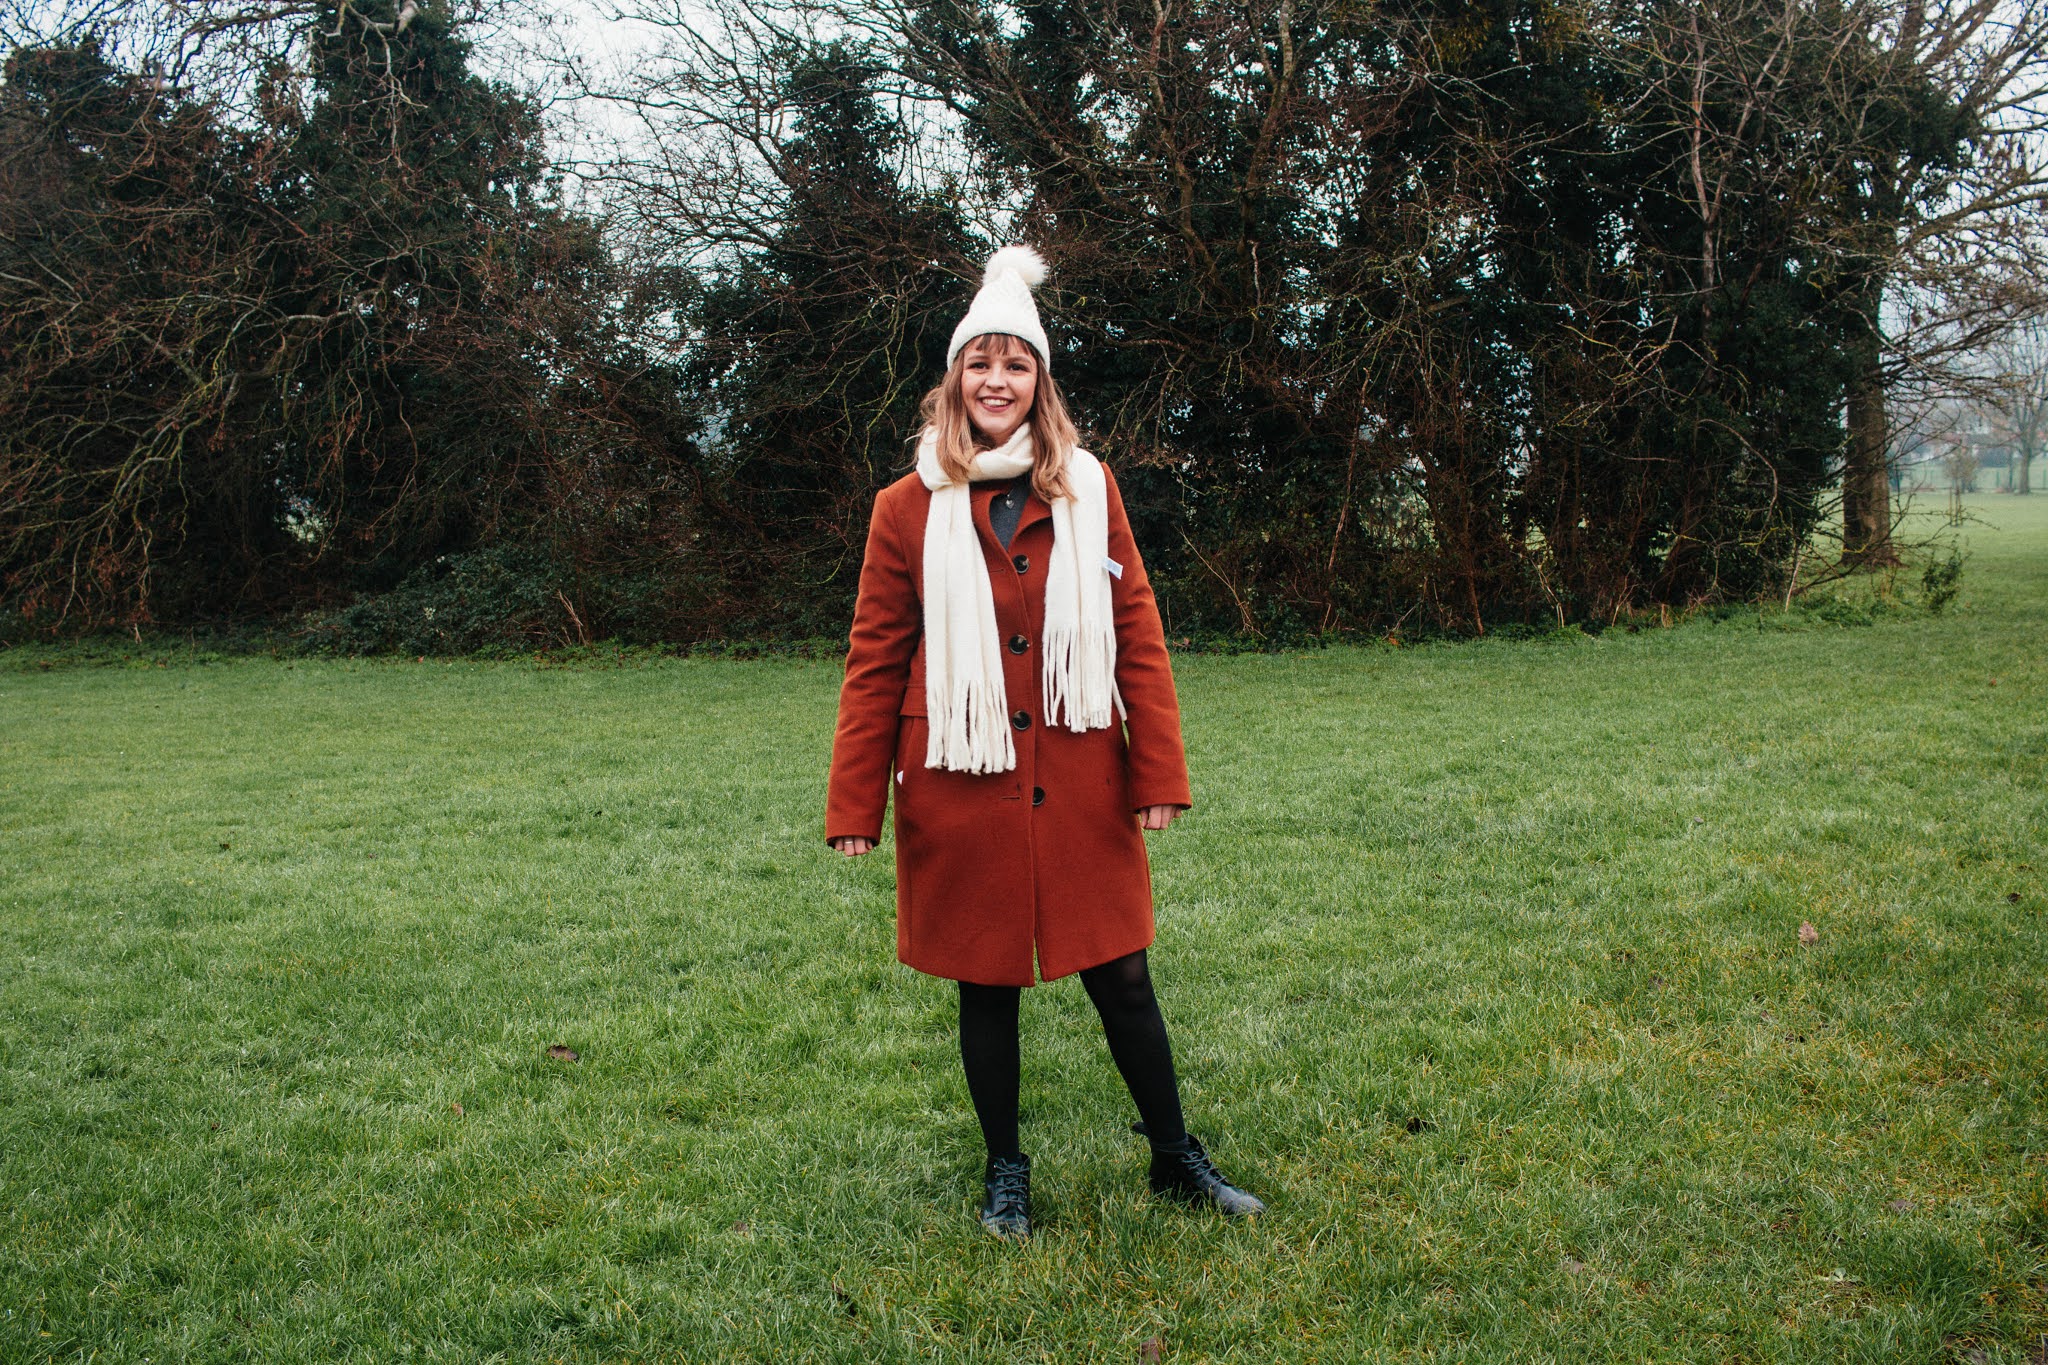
[1103,556,1124,580]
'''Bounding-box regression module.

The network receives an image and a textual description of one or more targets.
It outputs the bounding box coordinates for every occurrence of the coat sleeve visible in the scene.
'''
[1102,463,1193,812]
[825,484,920,845]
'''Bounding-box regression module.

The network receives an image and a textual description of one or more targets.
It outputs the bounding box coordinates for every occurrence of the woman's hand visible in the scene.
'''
[1138,805,1185,831]
[830,836,876,857]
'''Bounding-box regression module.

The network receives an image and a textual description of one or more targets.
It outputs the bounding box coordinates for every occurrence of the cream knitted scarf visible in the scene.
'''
[917,425,1121,774]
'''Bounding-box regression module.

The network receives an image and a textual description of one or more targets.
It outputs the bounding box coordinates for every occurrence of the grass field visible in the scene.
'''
[3,495,2044,1363]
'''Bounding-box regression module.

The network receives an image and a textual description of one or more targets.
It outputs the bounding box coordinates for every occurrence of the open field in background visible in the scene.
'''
[2,495,2044,1363]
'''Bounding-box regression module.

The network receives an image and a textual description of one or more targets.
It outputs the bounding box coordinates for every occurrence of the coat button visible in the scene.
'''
[1008,634,1029,654]
[1012,554,1029,573]
[1011,710,1031,731]
[1032,786,1045,807]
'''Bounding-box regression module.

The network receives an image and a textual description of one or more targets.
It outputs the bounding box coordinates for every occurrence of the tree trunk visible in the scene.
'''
[1843,345,1898,564]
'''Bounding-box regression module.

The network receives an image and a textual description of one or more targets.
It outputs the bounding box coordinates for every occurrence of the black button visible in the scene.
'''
[1012,554,1029,573]
[1011,710,1031,731]
[1032,787,1045,807]
[1008,634,1029,655]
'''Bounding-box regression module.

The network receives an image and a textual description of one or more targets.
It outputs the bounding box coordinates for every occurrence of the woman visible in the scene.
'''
[825,246,1262,1241]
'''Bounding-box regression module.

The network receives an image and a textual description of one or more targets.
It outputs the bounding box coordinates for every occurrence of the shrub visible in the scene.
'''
[1921,545,1965,614]
[298,547,572,655]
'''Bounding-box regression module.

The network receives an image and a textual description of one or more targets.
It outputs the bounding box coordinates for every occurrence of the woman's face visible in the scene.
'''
[959,338,1039,445]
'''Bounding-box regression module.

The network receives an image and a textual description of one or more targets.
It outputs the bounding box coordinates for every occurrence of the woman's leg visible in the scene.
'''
[957,980,1023,1158]
[1082,949,1264,1215]
[1077,949,1187,1148]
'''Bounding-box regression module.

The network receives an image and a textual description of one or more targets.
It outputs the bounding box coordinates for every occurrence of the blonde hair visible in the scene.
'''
[916,332,1078,504]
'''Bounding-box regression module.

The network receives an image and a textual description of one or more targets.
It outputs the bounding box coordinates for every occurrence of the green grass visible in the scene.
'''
[3,496,2044,1363]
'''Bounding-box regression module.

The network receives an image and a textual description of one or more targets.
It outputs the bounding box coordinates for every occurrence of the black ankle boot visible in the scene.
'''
[1147,1134,1265,1216]
[979,1152,1031,1240]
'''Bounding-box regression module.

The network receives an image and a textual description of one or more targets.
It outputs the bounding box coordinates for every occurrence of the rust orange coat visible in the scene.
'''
[825,460,1193,987]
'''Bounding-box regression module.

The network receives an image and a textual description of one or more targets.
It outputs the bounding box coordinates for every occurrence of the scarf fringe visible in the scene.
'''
[927,674,1017,774]
[1041,622,1122,730]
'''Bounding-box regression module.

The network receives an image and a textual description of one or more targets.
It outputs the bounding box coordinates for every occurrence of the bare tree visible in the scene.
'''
[0,0,633,629]
[1612,0,2048,567]
[1981,314,2048,493]
[1816,0,2048,562]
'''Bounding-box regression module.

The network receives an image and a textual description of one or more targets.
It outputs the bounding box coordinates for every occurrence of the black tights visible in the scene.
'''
[956,948,1187,1158]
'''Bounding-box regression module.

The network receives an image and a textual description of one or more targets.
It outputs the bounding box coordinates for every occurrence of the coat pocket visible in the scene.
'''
[894,717,1022,821]
[901,667,927,717]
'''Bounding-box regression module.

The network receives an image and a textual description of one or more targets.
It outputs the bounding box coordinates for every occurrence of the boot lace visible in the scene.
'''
[1175,1140,1226,1189]
[987,1157,1029,1211]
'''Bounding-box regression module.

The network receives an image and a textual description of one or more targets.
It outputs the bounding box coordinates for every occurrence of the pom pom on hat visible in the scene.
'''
[948,244,1053,370]
[983,244,1048,289]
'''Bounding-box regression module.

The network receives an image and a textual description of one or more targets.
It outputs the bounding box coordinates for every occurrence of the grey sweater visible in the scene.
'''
[975,473,1030,549]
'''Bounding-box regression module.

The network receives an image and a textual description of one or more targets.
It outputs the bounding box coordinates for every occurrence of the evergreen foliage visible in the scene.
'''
[0,0,2022,645]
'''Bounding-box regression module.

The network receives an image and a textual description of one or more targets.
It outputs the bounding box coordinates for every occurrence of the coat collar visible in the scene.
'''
[972,478,1053,544]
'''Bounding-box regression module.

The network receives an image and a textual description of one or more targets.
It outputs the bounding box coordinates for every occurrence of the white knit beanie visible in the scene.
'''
[947,246,1052,370]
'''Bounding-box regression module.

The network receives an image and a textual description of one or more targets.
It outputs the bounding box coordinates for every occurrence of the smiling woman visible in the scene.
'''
[823,245,1263,1242]
[959,336,1037,443]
